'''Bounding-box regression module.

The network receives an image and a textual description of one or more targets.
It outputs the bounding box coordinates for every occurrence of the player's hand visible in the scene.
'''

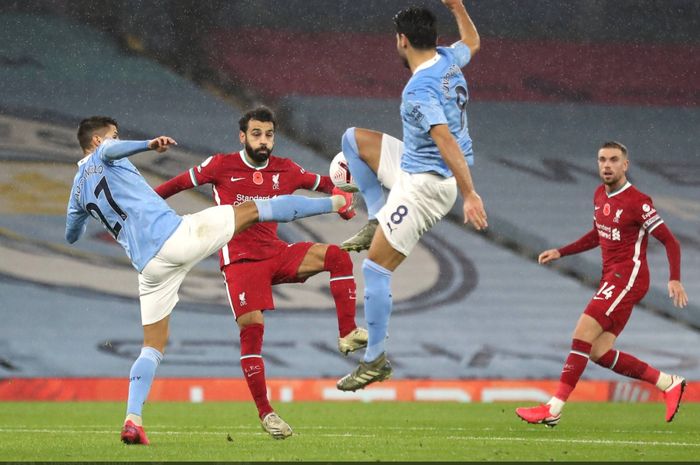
[538,249,561,264]
[463,191,487,230]
[442,0,465,11]
[668,280,688,308]
[148,136,177,153]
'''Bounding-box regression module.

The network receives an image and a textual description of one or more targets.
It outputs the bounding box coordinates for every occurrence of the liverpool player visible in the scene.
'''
[155,106,367,439]
[516,141,689,427]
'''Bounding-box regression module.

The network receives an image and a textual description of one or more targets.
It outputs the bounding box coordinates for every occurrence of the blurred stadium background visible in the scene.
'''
[1,0,699,405]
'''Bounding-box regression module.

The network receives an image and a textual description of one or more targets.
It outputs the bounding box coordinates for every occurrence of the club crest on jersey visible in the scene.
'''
[272,173,280,190]
[603,203,611,216]
[613,208,623,223]
[239,292,247,307]
[252,171,264,185]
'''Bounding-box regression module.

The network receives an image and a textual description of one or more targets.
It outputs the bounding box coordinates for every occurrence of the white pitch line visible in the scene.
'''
[444,436,700,447]
[0,428,373,438]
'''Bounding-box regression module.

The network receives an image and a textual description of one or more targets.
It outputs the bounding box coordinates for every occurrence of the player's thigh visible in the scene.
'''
[376,133,404,189]
[222,261,275,318]
[583,280,644,337]
[138,256,189,326]
[159,205,236,265]
[354,128,384,173]
[376,172,457,256]
[272,242,316,283]
[295,243,329,279]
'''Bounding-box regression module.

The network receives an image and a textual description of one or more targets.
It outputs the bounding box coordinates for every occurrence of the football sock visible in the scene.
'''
[342,127,384,220]
[240,323,273,419]
[553,338,592,404]
[362,258,392,362]
[594,349,660,385]
[324,245,357,337]
[254,195,333,223]
[126,346,163,417]
[656,372,674,391]
[546,397,565,416]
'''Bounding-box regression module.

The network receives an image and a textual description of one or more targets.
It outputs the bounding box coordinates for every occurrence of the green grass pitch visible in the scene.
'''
[1,401,698,461]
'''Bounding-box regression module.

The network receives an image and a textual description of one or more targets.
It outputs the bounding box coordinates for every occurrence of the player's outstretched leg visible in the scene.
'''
[340,128,383,252]
[593,349,686,422]
[254,194,351,223]
[121,346,162,445]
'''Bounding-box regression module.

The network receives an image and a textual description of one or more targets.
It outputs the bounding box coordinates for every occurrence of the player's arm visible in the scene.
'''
[651,223,688,308]
[442,0,480,57]
[539,226,599,264]
[155,155,218,199]
[100,136,177,162]
[65,194,89,244]
[429,123,487,230]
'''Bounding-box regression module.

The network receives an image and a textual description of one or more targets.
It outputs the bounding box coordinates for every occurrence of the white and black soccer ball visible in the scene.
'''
[329,151,359,192]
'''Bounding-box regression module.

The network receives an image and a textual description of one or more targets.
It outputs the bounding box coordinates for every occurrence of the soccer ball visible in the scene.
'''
[329,151,359,192]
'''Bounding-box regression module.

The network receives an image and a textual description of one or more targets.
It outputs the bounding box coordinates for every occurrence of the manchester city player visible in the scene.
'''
[66,116,354,444]
[337,0,488,391]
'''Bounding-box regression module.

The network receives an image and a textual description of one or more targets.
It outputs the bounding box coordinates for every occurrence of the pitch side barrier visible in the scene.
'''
[1,377,698,404]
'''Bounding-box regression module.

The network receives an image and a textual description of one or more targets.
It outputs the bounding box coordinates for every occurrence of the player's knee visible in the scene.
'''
[324,244,352,274]
[593,349,616,367]
[362,259,392,299]
[342,127,359,156]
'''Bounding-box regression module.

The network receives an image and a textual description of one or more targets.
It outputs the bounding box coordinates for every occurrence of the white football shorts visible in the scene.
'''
[138,204,236,325]
[376,134,458,256]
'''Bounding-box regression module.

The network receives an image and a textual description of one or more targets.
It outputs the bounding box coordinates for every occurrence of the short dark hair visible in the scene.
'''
[600,141,628,157]
[77,116,118,151]
[393,6,437,50]
[238,106,276,132]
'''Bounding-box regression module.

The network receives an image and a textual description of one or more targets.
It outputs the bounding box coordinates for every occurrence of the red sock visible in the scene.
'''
[595,349,660,384]
[554,338,592,401]
[239,323,273,419]
[324,245,357,337]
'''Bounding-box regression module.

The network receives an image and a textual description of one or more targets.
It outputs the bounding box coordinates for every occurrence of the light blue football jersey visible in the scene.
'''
[65,139,182,271]
[400,41,473,177]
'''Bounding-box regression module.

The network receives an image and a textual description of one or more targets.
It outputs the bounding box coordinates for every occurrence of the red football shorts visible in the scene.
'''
[583,274,648,336]
[222,242,314,318]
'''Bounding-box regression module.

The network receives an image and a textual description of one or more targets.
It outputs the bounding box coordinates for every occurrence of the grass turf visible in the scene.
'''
[0,401,698,461]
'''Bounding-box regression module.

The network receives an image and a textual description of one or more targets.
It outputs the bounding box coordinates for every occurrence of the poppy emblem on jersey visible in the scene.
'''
[252,171,264,185]
[603,203,611,216]
[272,173,280,190]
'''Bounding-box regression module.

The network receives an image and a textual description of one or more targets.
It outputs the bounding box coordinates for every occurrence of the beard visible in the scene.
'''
[245,141,272,164]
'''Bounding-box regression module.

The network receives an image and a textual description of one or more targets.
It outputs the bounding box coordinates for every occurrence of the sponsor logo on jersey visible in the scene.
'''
[272,173,280,190]
[253,171,264,185]
[612,228,621,241]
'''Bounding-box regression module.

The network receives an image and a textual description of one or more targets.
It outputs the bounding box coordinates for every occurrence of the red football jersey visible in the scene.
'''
[191,150,334,266]
[592,182,663,289]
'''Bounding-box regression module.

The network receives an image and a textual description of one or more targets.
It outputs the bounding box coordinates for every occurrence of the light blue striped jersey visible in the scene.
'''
[400,41,474,177]
[65,139,182,271]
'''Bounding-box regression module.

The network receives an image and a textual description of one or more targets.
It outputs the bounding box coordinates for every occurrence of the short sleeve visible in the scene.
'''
[403,88,448,133]
[192,154,221,185]
[448,41,472,68]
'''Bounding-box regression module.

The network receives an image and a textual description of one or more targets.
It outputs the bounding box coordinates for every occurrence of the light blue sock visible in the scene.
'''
[342,127,385,220]
[126,347,163,417]
[362,258,393,362]
[254,195,333,222]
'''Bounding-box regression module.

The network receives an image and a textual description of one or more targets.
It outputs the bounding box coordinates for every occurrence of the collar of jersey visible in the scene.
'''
[606,181,632,198]
[77,153,92,166]
[412,53,440,75]
[239,150,269,170]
